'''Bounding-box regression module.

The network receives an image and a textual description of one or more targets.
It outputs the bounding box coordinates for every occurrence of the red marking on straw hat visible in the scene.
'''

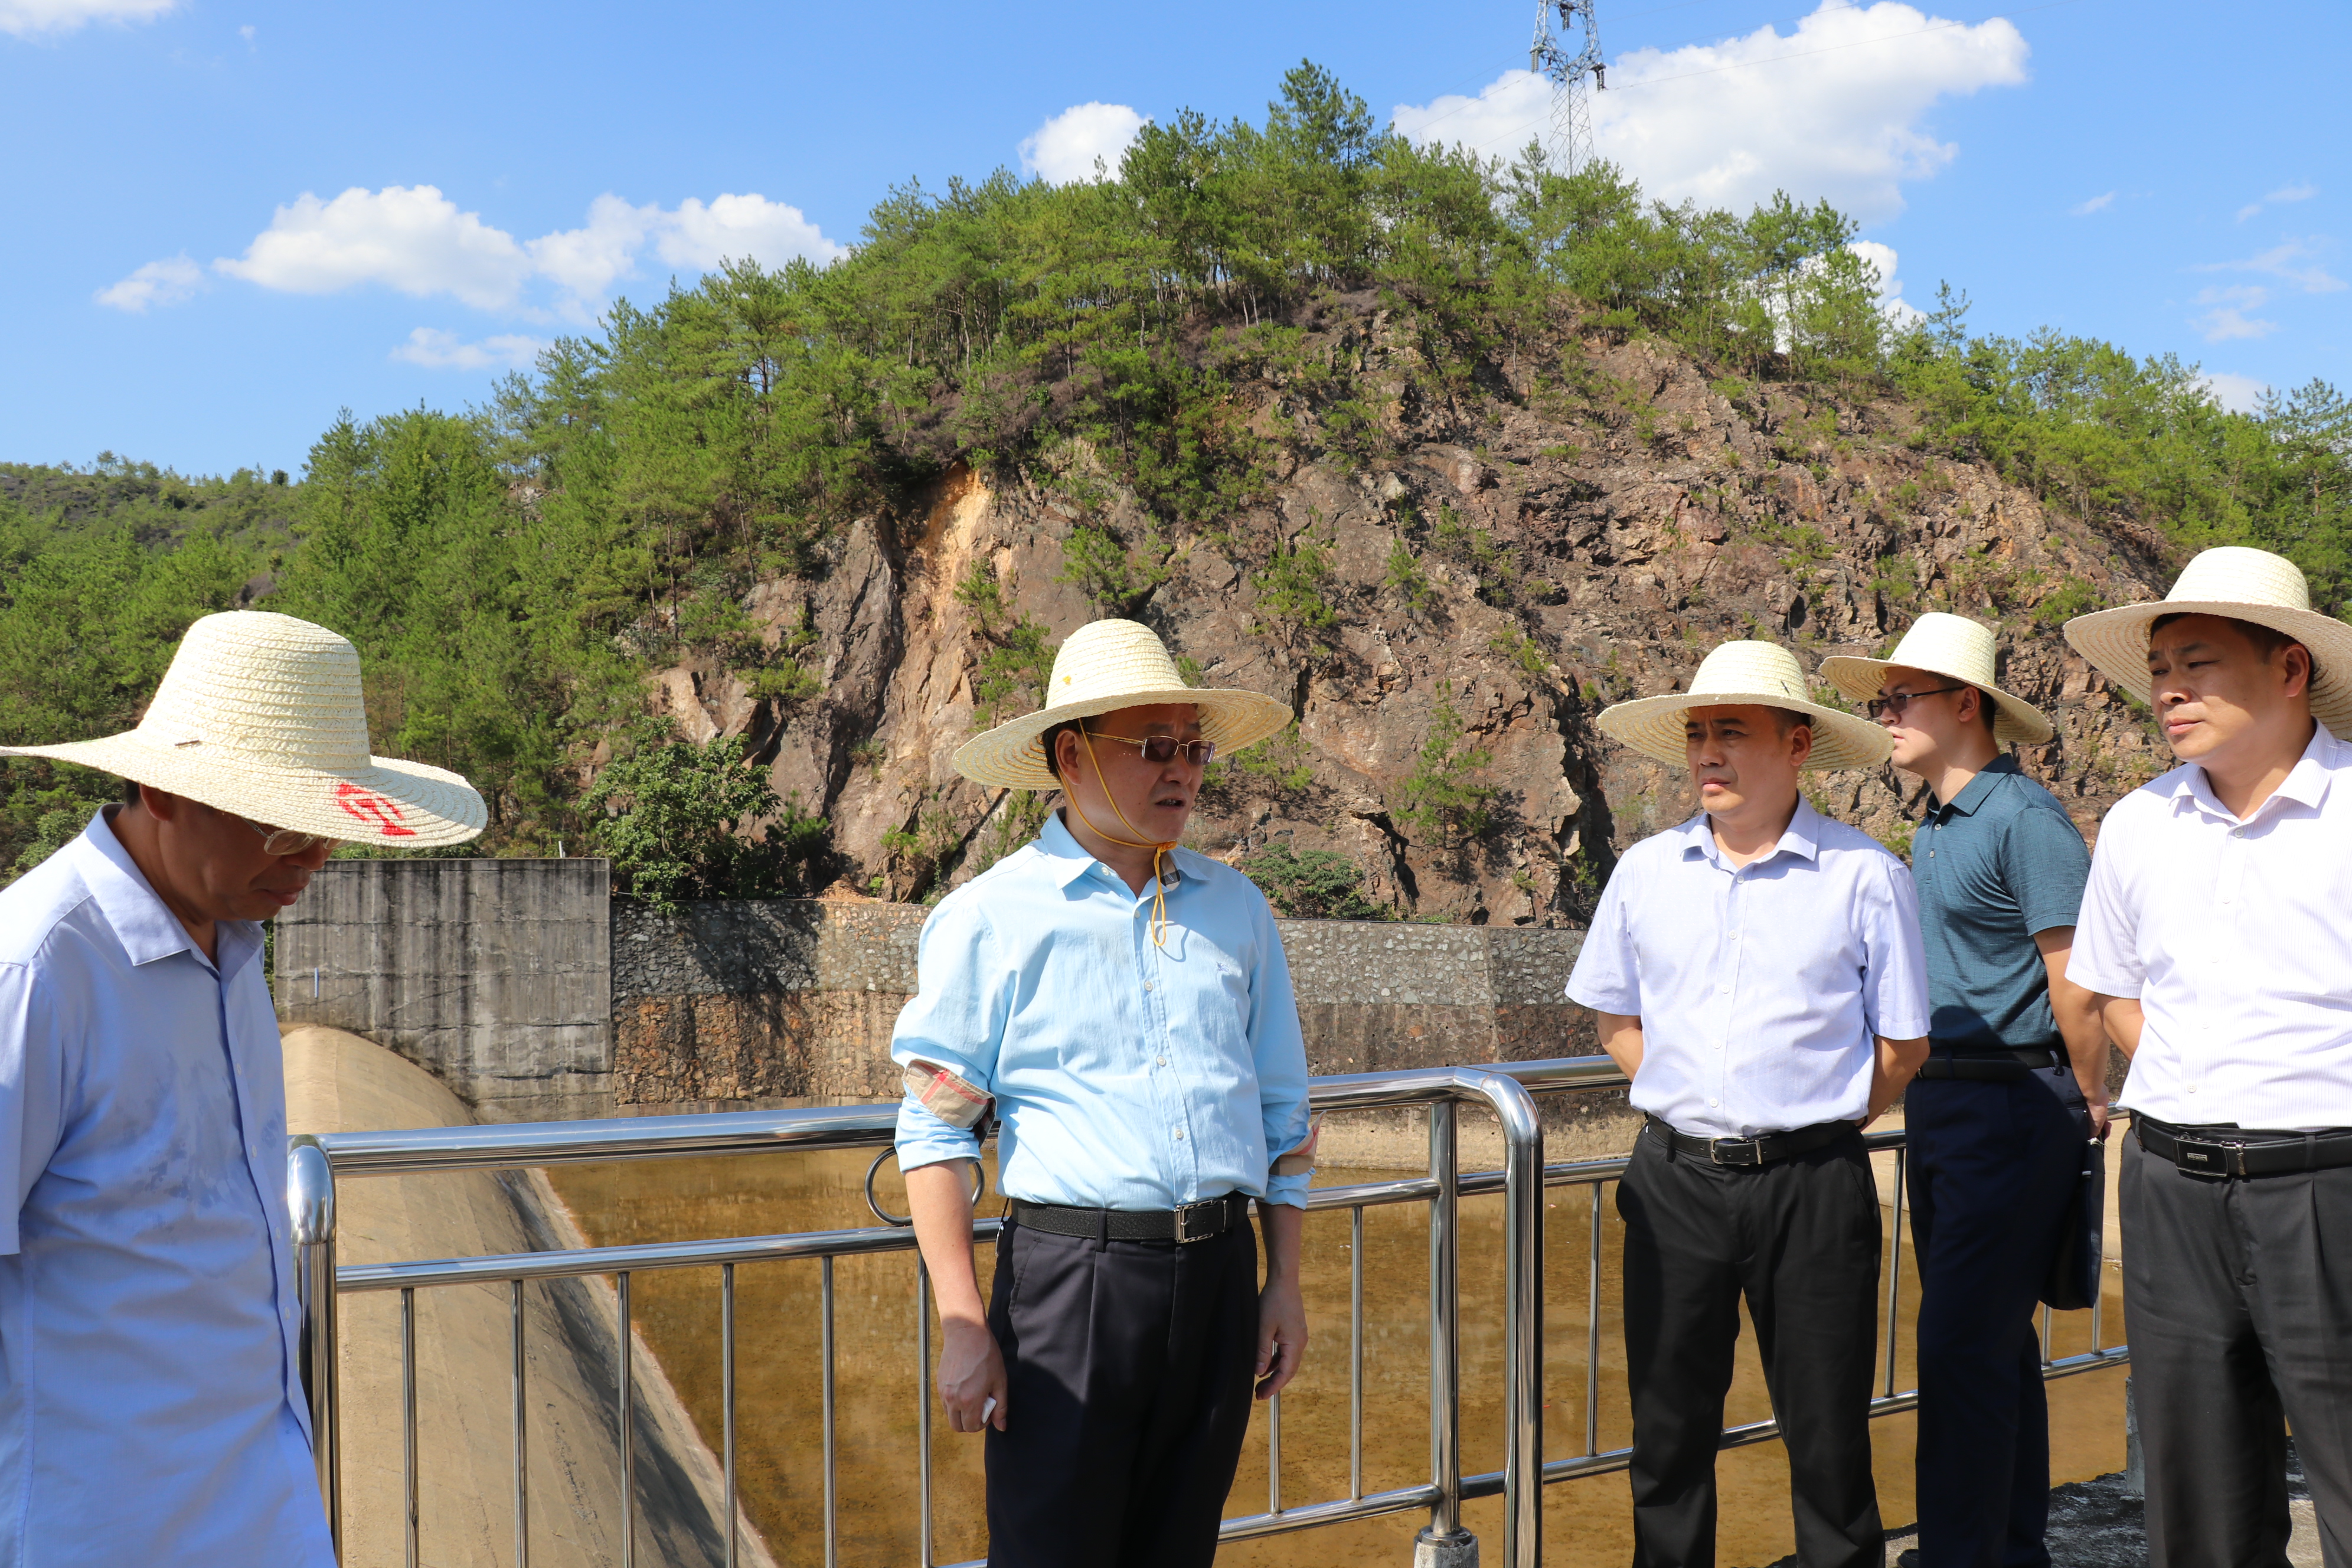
[337,781,417,837]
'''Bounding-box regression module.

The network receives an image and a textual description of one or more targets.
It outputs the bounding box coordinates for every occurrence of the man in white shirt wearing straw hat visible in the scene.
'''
[890,618,1314,1568]
[1566,639,1932,1568]
[1822,614,2103,1568]
[0,610,484,1566]
[2061,545,2352,1566]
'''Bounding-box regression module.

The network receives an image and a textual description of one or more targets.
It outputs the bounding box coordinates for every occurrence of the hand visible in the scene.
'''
[1255,1278,1308,1400]
[937,1317,1008,1433]
[2085,1099,2112,1141]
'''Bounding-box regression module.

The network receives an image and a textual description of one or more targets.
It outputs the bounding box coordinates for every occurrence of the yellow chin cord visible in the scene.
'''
[1067,729,1179,948]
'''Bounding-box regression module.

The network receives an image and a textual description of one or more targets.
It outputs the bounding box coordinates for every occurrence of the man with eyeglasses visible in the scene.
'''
[0,610,484,1565]
[892,618,1315,1568]
[1824,617,2103,1568]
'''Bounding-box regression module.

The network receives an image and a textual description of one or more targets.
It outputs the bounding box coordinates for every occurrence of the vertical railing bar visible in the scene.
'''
[919,1260,937,1568]
[511,1278,528,1568]
[1426,1099,1462,1542]
[1349,1203,1364,1503]
[2090,1256,2105,1351]
[722,1262,737,1568]
[1269,1391,1283,1514]
[1883,1146,1907,1400]
[2040,1301,2054,1366]
[1586,1180,1603,1457]
[822,1255,839,1568]
[401,1286,419,1568]
[618,1270,635,1568]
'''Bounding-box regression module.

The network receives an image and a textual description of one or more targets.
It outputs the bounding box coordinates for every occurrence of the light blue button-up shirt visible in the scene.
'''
[0,810,332,1567]
[1567,798,1932,1139]
[892,812,1313,1210]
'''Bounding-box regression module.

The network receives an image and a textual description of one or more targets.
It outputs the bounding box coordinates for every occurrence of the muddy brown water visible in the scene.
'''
[545,1151,2126,1568]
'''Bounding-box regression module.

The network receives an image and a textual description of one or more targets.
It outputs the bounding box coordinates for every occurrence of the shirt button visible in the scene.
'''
[1710,1098,1720,1108]
[1157,1056,1168,1066]
[1718,985,1730,995]
[1143,981,1155,991]
[2188,1083,2201,1093]
[1174,1129,1187,1140]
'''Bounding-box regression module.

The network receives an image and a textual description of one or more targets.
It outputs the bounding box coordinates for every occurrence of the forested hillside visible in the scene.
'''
[4,63,2348,918]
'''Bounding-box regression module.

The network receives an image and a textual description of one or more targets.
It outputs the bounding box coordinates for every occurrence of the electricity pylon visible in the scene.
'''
[1529,0,1605,176]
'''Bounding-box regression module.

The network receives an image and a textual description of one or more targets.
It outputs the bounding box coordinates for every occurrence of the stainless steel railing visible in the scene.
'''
[287,1057,2128,1567]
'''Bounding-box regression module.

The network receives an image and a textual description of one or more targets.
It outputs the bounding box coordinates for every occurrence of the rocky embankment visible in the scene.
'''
[640,299,2175,923]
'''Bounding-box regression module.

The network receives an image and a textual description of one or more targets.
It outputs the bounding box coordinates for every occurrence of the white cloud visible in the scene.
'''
[93,254,204,312]
[215,185,534,308]
[2197,372,2270,414]
[1020,102,1149,185]
[390,328,546,371]
[1848,240,1924,325]
[2193,238,2344,295]
[2072,191,2115,215]
[206,185,846,321]
[0,0,175,36]
[2194,285,2276,342]
[2236,182,2319,223]
[1394,1,2028,225]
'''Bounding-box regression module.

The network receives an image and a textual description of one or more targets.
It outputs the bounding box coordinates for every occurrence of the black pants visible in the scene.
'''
[1618,1123,1884,1568]
[1906,1072,2086,1568]
[2121,1132,2352,1568]
[983,1217,1259,1568]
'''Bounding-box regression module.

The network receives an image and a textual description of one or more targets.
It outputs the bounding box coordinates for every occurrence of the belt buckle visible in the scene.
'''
[2173,1136,2240,1176]
[1709,1138,1762,1168]
[1174,1199,1220,1243]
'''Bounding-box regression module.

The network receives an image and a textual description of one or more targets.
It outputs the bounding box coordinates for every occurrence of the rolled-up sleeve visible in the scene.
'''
[1249,913,1312,1210]
[1858,858,1933,1040]
[890,899,1012,1174]
[2067,817,2142,998]
[0,961,68,1257]
[1565,865,1641,1014]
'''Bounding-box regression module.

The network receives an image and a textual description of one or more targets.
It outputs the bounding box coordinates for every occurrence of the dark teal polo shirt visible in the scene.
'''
[1913,754,2092,1051]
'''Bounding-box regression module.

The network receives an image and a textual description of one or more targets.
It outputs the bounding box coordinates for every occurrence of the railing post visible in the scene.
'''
[1463,1071,1544,1568]
[1417,1099,1474,1567]
[288,1136,342,1559]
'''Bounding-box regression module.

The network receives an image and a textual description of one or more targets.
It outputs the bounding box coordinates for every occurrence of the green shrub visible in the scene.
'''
[1242,843,1391,920]
[587,730,828,909]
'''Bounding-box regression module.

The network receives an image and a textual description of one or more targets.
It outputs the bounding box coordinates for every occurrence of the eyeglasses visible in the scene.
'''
[1866,684,1969,720]
[1084,730,1219,768]
[236,815,342,857]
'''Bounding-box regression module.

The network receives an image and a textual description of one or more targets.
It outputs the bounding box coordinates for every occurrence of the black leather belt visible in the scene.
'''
[1645,1115,1854,1168]
[1009,1193,1250,1243]
[2137,1116,2352,1179]
[1915,1045,2063,1082]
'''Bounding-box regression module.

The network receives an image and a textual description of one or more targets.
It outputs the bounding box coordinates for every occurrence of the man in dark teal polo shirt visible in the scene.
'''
[1825,616,2105,1568]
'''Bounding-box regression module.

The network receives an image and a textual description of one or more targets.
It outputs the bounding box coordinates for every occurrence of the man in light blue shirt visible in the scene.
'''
[1567,640,1931,1568]
[893,619,1309,1568]
[0,610,486,1565]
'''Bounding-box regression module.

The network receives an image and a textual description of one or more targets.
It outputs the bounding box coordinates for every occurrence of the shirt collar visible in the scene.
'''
[2179,723,2340,825]
[71,806,262,977]
[1935,753,2021,819]
[1034,809,1185,893]
[1677,793,1824,870]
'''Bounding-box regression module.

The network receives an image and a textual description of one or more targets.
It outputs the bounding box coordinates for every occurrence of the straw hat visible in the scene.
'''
[1596,639,1892,771]
[1819,613,2054,744]
[952,619,1293,790]
[2063,547,2352,738]
[0,610,485,847]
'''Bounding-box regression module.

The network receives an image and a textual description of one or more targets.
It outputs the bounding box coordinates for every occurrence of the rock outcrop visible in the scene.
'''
[643,300,2174,923]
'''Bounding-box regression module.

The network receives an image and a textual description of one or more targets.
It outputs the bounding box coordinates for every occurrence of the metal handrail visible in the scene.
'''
[290,1056,2125,1567]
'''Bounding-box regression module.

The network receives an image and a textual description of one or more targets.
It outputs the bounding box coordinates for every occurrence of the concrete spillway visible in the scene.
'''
[284,1024,776,1568]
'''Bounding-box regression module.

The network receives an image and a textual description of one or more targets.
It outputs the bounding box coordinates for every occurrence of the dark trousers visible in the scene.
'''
[983,1217,1259,1568]
[2122,1132,2352,1568]
[1906,1072,2086,1568]
[1618,1124,1885,1568]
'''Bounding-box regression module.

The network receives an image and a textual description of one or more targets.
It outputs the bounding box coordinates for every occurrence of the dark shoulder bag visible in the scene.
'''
[2040,1135,2106,1311]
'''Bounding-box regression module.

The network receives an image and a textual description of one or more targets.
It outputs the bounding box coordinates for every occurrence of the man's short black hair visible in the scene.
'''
[2151,611,2304,665]
[1970,687,2000,733]
[121,776,144,806]
[1766,707,1812,739]
[1040,718,1086,782]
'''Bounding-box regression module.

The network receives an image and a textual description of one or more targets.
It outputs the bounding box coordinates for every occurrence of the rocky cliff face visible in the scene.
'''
[643,299,2174,924]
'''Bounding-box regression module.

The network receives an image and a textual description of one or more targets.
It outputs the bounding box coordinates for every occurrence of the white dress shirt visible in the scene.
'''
[0,810,332,1566]
[2070,724,2352,1130]
[1567,798,1933,1138]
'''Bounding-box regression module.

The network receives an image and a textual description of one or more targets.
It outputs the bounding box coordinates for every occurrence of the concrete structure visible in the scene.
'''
[284,1024,775,1567]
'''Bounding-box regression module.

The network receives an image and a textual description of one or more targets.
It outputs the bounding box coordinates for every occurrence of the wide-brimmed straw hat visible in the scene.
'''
[952,619,1293,790]
[1819,612,2054,745]
[0,610,486,847]
[2063,546,2352,738]
[1596,639,1892,771]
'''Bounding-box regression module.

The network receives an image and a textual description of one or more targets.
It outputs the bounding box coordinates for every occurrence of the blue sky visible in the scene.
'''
[2,0,2344,477]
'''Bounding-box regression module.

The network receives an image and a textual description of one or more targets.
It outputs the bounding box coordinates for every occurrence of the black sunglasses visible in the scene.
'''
[1866,684,1968,720]
[1085,730,1219,767]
